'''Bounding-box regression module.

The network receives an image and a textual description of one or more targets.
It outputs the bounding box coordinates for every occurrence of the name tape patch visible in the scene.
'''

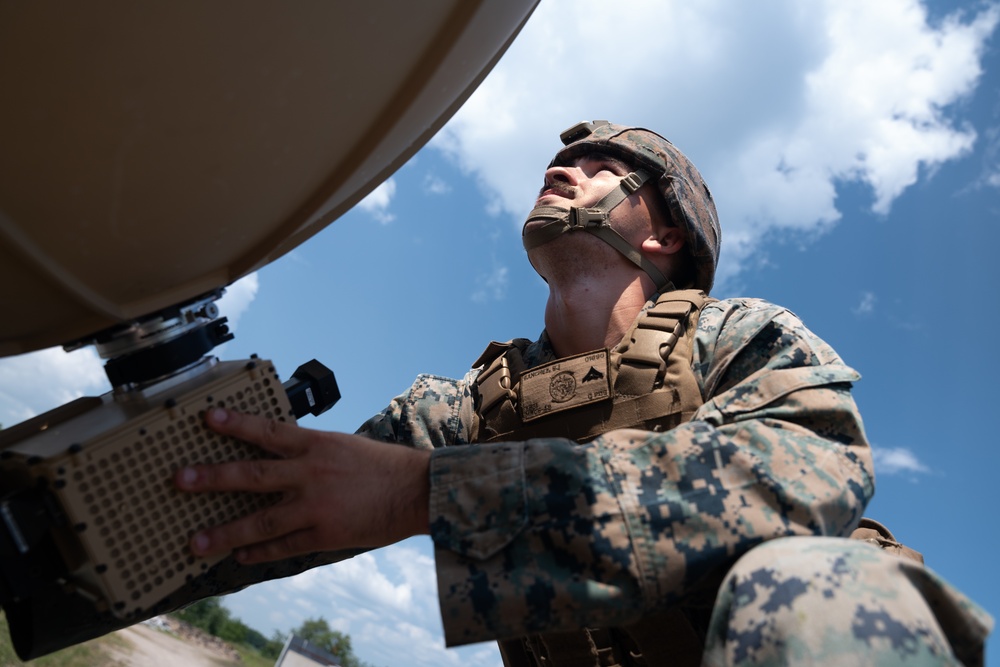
[519,349,612,422]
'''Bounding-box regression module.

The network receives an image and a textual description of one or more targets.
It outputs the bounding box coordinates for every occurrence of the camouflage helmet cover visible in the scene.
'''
[551,121,721,293]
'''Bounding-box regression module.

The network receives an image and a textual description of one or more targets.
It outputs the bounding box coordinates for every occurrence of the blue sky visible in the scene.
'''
[1,1,999,665]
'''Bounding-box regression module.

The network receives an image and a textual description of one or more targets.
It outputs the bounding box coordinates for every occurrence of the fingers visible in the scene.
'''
[188,501,318,561]
[204,407,307,457]
[175,456,296,495]
[234,529,327,564]
[174,459,300,557]
[179,407,320,492]
[174,420,433,562]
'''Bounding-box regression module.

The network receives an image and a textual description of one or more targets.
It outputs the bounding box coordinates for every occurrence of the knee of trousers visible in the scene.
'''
[702,536,991,666]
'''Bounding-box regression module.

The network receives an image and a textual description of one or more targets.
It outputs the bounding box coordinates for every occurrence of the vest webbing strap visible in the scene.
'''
[475,290,709,444]
[498,637,534,667]
[499,608,704,667]
[486,393,698,444]
[616,297,697,397]
[621,607,705,666]
[535,632,602,666]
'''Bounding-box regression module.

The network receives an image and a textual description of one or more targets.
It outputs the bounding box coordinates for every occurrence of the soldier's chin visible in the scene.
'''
[527,233,604,273]
[522,218,551,234]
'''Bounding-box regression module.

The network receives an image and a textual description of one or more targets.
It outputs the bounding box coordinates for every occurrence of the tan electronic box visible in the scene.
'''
[0,359,288,617]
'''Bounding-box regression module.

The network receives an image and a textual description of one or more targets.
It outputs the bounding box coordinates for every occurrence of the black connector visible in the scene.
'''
[283,360,340,418]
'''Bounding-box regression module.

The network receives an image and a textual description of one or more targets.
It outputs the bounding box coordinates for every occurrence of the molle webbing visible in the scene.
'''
[498,607,706,667]
[474,289,710,444]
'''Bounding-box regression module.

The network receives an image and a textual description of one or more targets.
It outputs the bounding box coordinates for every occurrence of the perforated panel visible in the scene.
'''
[53,360,291,617]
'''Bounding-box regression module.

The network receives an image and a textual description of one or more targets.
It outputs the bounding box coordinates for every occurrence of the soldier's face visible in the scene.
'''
[535,154,631,209]
[533,155,668,244]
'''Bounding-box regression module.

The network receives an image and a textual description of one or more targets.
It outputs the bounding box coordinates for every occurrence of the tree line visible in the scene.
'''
[172,597,374,666]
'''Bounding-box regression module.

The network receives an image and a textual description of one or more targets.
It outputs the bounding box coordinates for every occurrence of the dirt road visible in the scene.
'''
[105,623,241,667]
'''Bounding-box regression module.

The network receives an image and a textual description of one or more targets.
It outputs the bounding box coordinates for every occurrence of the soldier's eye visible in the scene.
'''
[593,157,623,174]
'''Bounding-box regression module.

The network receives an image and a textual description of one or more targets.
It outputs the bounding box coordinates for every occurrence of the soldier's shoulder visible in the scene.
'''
[698,297,800,335]
[694,297,847,386]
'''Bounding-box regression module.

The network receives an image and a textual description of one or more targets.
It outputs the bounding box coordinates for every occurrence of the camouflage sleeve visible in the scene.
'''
[354,370,479,449]
[428,298,876,646]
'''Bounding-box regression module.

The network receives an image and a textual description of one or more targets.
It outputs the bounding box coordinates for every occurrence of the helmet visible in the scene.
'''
[548,121,721,293]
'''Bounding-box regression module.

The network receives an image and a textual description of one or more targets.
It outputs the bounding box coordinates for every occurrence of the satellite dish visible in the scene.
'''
[0,2,538,659]
[0,0,537,356]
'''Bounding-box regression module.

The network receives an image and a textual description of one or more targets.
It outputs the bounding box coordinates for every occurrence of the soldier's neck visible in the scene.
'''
[544,275,651,358]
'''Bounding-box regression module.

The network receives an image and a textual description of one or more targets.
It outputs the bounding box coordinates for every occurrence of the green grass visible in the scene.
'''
[232,644,276,667]
[0,611,277,667]
[0,610,127,667]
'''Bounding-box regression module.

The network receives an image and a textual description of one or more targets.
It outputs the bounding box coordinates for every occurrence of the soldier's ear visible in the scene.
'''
[641,227,685,256]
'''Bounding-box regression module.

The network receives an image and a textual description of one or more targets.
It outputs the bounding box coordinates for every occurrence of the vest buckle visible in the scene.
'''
[476,354,517,415]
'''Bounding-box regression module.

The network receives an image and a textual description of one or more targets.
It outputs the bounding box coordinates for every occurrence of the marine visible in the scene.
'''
[179,121,993,665]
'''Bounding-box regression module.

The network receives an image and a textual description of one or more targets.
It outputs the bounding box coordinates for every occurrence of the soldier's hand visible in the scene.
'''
[174,407,430,564]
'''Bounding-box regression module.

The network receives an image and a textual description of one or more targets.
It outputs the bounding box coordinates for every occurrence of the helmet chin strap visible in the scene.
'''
[522,169,673,291]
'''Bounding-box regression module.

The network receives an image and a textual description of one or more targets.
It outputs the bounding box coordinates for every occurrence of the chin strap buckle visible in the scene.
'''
[568,207,608,229]
[620,171,646,194]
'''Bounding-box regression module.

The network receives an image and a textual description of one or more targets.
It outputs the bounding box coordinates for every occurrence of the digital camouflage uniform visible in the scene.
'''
[21,123,984,665]
[356,295,993,666]
[6,104,988,664]
[124,122,988,665]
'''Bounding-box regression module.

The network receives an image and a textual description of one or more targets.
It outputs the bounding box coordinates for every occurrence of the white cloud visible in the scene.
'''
[286,551,416,614]
[223,539,503,667]
[976,124,1000,189]
[853,291,877,315]
[0,346,109,427]
[357,178,398,224]
[872,446,932,476]
[218,272,260,330]
[384,542,438,601]
[471,262,509,303]
[423,173,452,195]
[433,0,1000,289]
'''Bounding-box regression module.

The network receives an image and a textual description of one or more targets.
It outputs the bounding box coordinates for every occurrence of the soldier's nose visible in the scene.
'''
[544,164,579,186]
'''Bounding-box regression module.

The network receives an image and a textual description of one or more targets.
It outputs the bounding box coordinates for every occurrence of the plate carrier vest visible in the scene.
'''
[471,289,923,667]
[474,289,708,446]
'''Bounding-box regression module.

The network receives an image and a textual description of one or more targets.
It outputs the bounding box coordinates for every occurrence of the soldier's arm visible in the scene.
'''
[18,371,465,660]
[354,370,480,448]
[163,370,471,562]
[177,410,431,562]
[429,299,874,645]
[175,369,482,561]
